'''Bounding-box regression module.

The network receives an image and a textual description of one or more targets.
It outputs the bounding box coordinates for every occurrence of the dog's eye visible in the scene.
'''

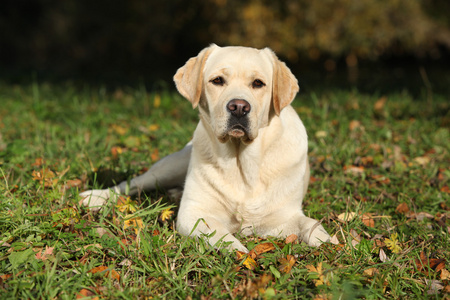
[252,79,265,88]
[210,77,225,86]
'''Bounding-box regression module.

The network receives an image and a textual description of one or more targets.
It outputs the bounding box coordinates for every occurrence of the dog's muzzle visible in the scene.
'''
[226,99,251,139]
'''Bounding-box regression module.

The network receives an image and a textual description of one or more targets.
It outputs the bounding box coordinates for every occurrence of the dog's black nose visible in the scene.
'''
[227,99,251,117]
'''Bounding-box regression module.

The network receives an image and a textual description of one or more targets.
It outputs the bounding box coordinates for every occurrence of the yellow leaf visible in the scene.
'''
[160,208,174,222]
[337,211,357,223]
[111,124,128,136]
[236,251,257,270]
[153,94,161,108]
[124,216,144,234]
[306,262,330,286]
[441,269,450,280]
[148,124,159,131]
[116,196,138,213]
[385,233,402,254]
[243,256,257,270]
[363,268,379,277]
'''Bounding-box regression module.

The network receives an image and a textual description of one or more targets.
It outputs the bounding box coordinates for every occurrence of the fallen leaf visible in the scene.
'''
[160,208,174,222]
[236,251,257,270]
[370,174,391,184]
[151,148,159,161]
[441,186,450,194]
[123,216,144,234]
[361,213,375,227]
[306,262,330,286]
[363,268,379,277]
[374,96,387,111]
[426,279,444,295]
[329,234,339,245]
[285,234,298,244]
[110,124,128,136]
[153,94,161,108]
[413,156,431,166]
[349,120,362,131]
[116,196,138,213]
[416,251,446,275]
[278,255,296,274]
[385,233,402,254]
[252,242,276,256]
[395,203,409,214]
[343,165,364,175]
[35,246,54,261]
[76,288,98,300]
[31,158,44,167]
[32,168,57,187]
[111,146,124,159]
[148,124,159,131]
[315,131,327,138]
[89,266,120,281]
[441,269,450,280]
[379,248,388,262]
[337,211,357,223]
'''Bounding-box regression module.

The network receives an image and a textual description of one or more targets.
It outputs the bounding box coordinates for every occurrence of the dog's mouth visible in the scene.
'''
[228,124,247,138]
[218,123,254,144]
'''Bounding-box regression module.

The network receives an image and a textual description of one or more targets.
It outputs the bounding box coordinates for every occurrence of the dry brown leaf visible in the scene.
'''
[343,165,364,175]
[285,234,298,244]
[35,246,54,261]
[416,251,446,276]
[374,96,387,111]
[370,174,391,184]
[413,156,431,166]
[396,203,410,214]
[337,212,357,223]
[252,242,276,256]
[306,262,330,286]
[76,288,98,300]
[441,186,450,194]
[363,268,379,277]
[151,148,159,161]
[88,266,120,281]
[32,158,44,167]
[441,269,450,280]
[379,248,388,262]
[329,234,339,245]
[279,255,296,274]
[349,120,362,131]
[361,213,375,227]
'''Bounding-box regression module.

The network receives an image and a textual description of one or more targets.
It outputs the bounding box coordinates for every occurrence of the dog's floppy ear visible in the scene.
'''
[265,49,300,116]
[174,44,217,108]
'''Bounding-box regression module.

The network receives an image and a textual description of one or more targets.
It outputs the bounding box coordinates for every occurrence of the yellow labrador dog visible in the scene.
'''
[81,44,330,252]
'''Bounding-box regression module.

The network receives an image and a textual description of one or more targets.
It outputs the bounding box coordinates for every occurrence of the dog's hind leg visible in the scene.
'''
[80,142,192,211]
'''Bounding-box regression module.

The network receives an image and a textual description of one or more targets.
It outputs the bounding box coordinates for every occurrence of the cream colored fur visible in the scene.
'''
[80,45,330,252]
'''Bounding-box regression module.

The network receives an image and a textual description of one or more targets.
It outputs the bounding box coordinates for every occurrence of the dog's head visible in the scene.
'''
[174,44,299,144]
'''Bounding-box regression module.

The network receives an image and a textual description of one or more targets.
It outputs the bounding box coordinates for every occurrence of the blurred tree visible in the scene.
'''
[0,0,448,80]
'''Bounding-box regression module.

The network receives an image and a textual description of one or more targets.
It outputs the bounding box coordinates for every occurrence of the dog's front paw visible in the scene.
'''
[306,223,331,247]
[79,189,114,212]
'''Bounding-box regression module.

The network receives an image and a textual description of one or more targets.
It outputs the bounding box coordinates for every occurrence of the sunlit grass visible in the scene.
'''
[0,82,449,298]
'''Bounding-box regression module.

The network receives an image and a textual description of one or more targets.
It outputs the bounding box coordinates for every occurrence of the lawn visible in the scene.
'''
[0,82,449,299]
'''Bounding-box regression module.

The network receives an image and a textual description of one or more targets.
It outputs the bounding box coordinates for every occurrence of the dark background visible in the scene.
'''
[1,0,449,94]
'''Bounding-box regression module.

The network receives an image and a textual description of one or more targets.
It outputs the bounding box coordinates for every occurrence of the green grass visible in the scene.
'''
[0,82,449,299]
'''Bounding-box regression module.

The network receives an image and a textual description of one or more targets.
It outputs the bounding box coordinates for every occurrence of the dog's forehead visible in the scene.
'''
[204,47,273,77]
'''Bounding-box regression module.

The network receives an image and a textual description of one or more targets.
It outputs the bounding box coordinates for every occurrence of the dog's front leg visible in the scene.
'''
[80,142,192,211]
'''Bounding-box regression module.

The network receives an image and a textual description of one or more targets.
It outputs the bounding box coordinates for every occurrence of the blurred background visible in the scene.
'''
[1,0,449,94]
